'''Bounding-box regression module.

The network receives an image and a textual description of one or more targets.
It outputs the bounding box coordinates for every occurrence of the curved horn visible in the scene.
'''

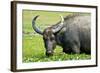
[32,15,43,35]
[60,15,64,24]
[52,15,64,33]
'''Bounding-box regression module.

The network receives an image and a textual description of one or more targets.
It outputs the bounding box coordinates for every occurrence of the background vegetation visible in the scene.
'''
[22,10,91,63]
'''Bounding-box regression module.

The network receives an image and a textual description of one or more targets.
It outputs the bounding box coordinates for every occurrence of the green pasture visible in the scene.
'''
[22,10,91,63]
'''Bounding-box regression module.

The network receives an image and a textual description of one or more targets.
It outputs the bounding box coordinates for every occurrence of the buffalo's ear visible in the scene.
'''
[52,15,64,33]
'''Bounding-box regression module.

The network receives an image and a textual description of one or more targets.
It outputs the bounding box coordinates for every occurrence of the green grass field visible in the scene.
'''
[22,10,91,63]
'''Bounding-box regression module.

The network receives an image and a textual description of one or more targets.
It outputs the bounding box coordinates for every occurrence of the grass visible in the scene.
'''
[22,10,91,63]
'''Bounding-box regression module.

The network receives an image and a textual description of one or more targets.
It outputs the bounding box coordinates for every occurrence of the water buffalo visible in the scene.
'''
[32,13,91,56]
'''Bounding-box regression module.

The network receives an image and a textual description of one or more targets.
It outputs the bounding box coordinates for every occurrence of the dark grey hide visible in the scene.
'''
[32,13,91,56]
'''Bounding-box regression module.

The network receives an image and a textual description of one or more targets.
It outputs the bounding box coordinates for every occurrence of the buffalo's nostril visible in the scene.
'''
[47,51,52,54]
[46,51,53,56]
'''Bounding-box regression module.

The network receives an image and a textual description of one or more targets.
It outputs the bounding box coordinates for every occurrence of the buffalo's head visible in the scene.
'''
[32,15,64,56]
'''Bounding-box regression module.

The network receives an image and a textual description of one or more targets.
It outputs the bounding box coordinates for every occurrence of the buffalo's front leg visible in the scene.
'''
[63,48,72,54]
[63,45,80,54]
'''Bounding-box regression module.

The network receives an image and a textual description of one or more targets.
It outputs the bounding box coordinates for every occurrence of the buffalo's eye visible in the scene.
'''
[50,35,55,40]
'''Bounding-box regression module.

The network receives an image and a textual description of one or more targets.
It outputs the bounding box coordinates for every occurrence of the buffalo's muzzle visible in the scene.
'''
[46,51,53,56]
